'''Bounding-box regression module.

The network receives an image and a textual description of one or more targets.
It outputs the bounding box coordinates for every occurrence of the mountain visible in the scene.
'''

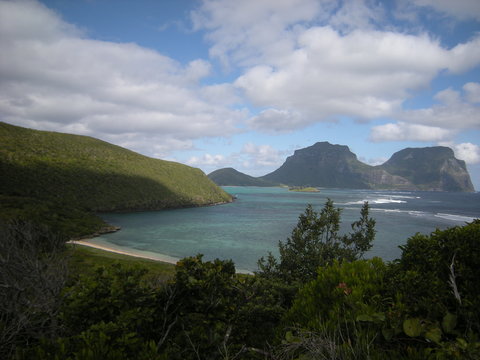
[378,147,474,192]
[259,142,474,192]
[0,122,232,236]
[208,168,279,187]
[260,142,371,189]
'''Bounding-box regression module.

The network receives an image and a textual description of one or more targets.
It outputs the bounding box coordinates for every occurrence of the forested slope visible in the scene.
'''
[0,122,232,236]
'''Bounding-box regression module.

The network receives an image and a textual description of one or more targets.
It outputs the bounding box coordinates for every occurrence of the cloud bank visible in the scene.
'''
[1,0,479,176]
[0,0,245,157]
[193,0,480,139]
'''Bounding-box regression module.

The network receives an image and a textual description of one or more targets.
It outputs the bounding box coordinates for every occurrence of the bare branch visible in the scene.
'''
[449,252,462,305]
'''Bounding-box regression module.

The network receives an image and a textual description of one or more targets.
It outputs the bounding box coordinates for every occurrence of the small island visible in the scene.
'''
[288,186,320,192]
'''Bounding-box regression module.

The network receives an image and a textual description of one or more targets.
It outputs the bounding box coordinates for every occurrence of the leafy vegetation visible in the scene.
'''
[67,244,176,283]
[257,200,376,283]
[1,198,478,359]
[288,186,320,192]
[0,122,232,237]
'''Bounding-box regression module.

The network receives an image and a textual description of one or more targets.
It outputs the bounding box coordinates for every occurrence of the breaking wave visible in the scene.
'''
[435,213,477,223]
[344,198,407,205]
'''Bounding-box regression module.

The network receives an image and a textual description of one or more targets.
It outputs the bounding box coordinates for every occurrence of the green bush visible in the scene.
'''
[257,200,376,284]
[382,220,480,359]
[280,258,387,359]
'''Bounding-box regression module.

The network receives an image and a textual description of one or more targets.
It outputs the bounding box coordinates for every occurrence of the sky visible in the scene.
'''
[1,0,480,189]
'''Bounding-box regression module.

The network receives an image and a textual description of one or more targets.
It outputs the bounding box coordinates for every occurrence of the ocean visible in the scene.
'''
[93,187,480,272]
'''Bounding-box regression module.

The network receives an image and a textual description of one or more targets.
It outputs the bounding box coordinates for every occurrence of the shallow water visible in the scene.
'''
[96,187,480,272]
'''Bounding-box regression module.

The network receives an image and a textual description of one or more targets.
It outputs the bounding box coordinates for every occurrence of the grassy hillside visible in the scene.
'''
[0,122,232,237]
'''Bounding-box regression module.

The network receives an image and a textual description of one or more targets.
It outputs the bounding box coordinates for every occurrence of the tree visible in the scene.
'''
[0,221,68,358]
[257,199,375,283]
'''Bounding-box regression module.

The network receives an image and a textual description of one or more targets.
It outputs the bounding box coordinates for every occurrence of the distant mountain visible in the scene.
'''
[258,142,474,192]
[378,147,474,192]
[0,122,232,237]
[260,142,371,189]
[208,168,278,187]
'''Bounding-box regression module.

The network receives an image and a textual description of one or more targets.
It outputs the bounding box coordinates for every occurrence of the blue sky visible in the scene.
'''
[1,0,479,189]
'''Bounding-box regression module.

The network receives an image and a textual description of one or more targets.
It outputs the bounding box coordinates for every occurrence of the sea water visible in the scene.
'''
[94,187,480,272]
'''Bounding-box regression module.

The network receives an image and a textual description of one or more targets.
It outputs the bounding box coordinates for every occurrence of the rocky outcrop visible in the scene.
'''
[209,142,474,192]
[260,142,474,192]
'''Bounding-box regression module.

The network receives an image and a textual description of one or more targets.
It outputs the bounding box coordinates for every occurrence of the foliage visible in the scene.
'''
[281,258,387,359]
[160,255,290,359]
[0,195,107,239]
[16,262,163,360]
[0,121,232,238]
[257,199,376,283]
[61,264,158,336]
[4,194,479,359]
[0,221,68,359]
[288,186,320,192]
[278,220,480,360]
[381,220,480,359]
[388,220,480,328]
[66,244,175,284]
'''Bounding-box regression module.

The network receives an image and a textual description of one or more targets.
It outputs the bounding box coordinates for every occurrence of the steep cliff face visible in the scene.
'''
[258,142,474,192]
[360,168,414,190]
[379,147,474,192]
[260,142,372,189]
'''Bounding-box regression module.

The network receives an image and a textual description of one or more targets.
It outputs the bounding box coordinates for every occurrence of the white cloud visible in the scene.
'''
[247,108,306,133]
[370,122,451,142]
[454,143,480,164]
[187,153,227,167]
[439,142,480,164]
[242,142,283,167]
[193,0,480,134]
[464,82,480,104]
[191,0,325,68]
[363,156,389,166]
[234,27,480,129]
[410,0,480,21]
[399,85,480,130]
[0,0,245,158]
[329,0,385,32]
[370,83,480,144]
[186,142,284,175]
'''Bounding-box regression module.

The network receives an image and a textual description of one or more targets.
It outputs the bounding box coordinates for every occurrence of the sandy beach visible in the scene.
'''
[68,238,253,274]
[68,238,180,265]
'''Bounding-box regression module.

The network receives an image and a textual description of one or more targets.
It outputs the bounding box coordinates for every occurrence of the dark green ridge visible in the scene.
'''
[0,121,232,237]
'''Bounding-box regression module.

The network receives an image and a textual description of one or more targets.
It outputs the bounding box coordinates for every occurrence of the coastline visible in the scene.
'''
[68,238,180,265]
[68,238,254,274]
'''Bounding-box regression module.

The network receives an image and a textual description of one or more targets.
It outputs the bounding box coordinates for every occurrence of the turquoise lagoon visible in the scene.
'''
[93,187,480,272]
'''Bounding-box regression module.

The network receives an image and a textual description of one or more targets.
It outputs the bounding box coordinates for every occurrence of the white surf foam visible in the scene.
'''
[434,213,476,223]
[344,198,407,205]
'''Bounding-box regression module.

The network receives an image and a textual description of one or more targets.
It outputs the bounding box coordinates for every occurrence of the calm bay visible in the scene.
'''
[91,187,480,272]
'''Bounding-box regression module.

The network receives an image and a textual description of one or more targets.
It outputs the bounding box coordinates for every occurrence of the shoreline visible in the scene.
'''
[68,238,254,274]
[67,238,180,265]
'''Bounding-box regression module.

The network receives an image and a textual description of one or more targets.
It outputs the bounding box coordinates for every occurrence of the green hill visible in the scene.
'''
[0,122,232,237]
[208,167,279,186]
